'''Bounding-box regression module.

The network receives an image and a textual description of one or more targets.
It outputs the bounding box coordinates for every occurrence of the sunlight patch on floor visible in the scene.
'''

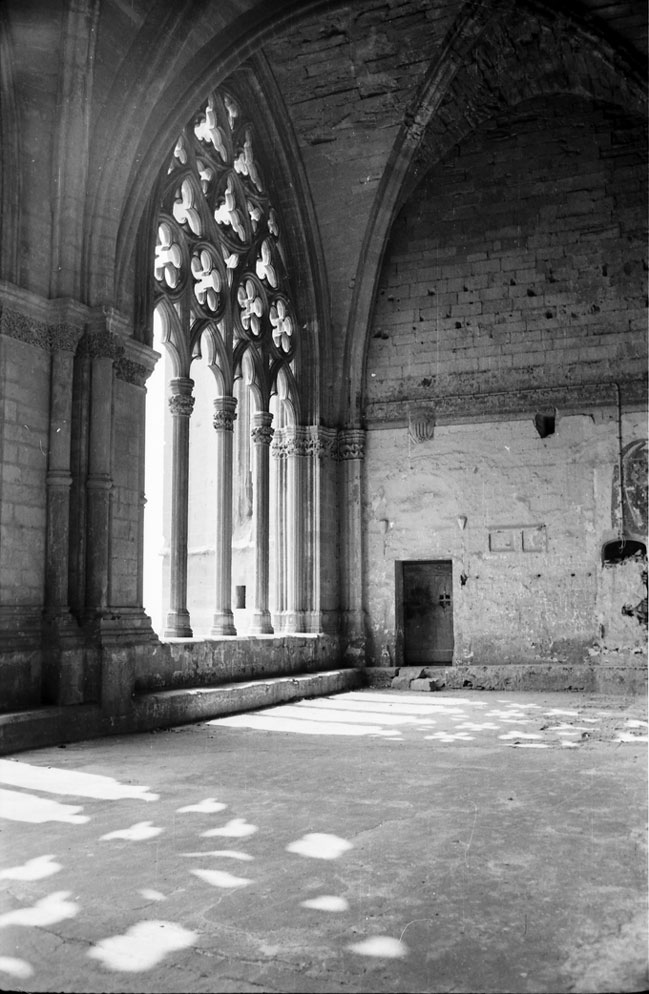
[0,956,33,980]
[0,891,79,929]
[286,832,353,860]
[176,798,227,814]
[0,760,158,802]
[181,849,254,860]
[190,868,253,888]
[0,788,89,824]
[347,936,409,958]
[0,854,61,881]
[87,920,197,972]
[301,895,349,912]
[99,821,163,842]
[201,817,258,838]
[211,713,396,736]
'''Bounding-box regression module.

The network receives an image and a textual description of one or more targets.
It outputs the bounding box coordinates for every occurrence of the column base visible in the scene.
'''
[164,610,193,638]
[273,611,307,634]
[210,610,237,636]
[42,610,85,706]
[248,610,274,635]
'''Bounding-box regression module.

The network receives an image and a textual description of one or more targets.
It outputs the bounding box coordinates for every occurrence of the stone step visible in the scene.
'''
[0,669,362,755]
[131,668,362,729]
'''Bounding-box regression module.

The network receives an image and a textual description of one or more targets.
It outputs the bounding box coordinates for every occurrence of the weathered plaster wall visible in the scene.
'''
[362,414,647,674]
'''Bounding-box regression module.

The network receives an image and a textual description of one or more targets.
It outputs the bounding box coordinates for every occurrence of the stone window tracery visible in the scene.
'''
[149,85,301,639]
[154,87,297,384]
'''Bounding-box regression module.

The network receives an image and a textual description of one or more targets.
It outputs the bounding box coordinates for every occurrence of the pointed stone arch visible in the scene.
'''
[341,0,648,427]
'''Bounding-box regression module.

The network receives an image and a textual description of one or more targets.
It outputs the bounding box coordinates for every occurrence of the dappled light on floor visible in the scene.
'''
[201,817,258,838]
[177,798,227,813]
[0,787,89,824]
[209,691,643,749]
[286,833,353,860]
[0,956,33,980]
[0,854,61,881]
[0,891,79,928]
[100,821,163,841]
[138,889,166,901]
[301,895,349,912]
[347,936,409,958]
[0,759,158,801]
[181,849,254,860]
[87,920,197,972]
[0,689,644,991]
[190,868,253,888]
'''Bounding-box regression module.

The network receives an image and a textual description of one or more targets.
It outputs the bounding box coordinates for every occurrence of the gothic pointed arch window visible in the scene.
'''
[144,85,301,638]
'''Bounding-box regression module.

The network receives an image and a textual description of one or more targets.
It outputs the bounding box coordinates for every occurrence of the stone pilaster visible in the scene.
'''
[303,425,339,634]
[82,327,123,618]
[42,326,85,704]
[338,428,366,650]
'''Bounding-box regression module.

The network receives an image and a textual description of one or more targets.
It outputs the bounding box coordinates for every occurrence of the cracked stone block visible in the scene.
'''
[391,675,413,690]
[410,678,444,692]
[396,666,426,680]
[364,667,397,688]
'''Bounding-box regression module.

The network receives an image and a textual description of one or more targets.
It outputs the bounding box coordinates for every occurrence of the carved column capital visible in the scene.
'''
[251,411,274,446]
[283,425,310,457]
[80,329,125,361]
[115,358,150,387]
[168,377,195,418]
[338,428,366,461]
[271,426,288,459]
[0,305,84,354]
[212,395,238,432]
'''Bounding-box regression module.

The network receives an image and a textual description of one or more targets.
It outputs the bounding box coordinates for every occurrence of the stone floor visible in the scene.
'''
[0,689,647,994]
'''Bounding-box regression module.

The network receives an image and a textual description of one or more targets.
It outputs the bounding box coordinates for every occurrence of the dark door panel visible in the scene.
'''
[400,560,454,664]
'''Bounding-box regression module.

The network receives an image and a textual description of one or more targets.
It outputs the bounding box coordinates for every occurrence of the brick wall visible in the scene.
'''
[365,95,647,409]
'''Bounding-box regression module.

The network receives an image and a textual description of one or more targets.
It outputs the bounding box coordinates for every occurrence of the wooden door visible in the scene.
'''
[399,560,454,664]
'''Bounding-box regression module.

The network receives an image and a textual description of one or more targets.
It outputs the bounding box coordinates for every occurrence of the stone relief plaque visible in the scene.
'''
[488,528,521,553]
[522,525,547,552]
[488,525,547,553]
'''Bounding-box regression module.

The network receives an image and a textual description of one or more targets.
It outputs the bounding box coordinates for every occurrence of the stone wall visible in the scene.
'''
[362,413,647,677]
[361,91,647,689]
[365,96,647,420]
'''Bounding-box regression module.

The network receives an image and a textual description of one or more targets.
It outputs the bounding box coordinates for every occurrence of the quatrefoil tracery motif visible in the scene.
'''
[256,239,277,288]
[173,178,202,236]
[191,250,222,312]
[214,177,246,241]
[237,279,264,336]
[270,299,293,352]
[234,132,262,191]
[194,103,227,161]
[154,222,183,289]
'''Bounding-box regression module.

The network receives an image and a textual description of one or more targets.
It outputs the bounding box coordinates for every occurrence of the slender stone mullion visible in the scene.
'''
[271,429,286,626]
[211,396,237,636]
[284,426,307,632]
[249,411,274,634]
[163,377,194,638]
